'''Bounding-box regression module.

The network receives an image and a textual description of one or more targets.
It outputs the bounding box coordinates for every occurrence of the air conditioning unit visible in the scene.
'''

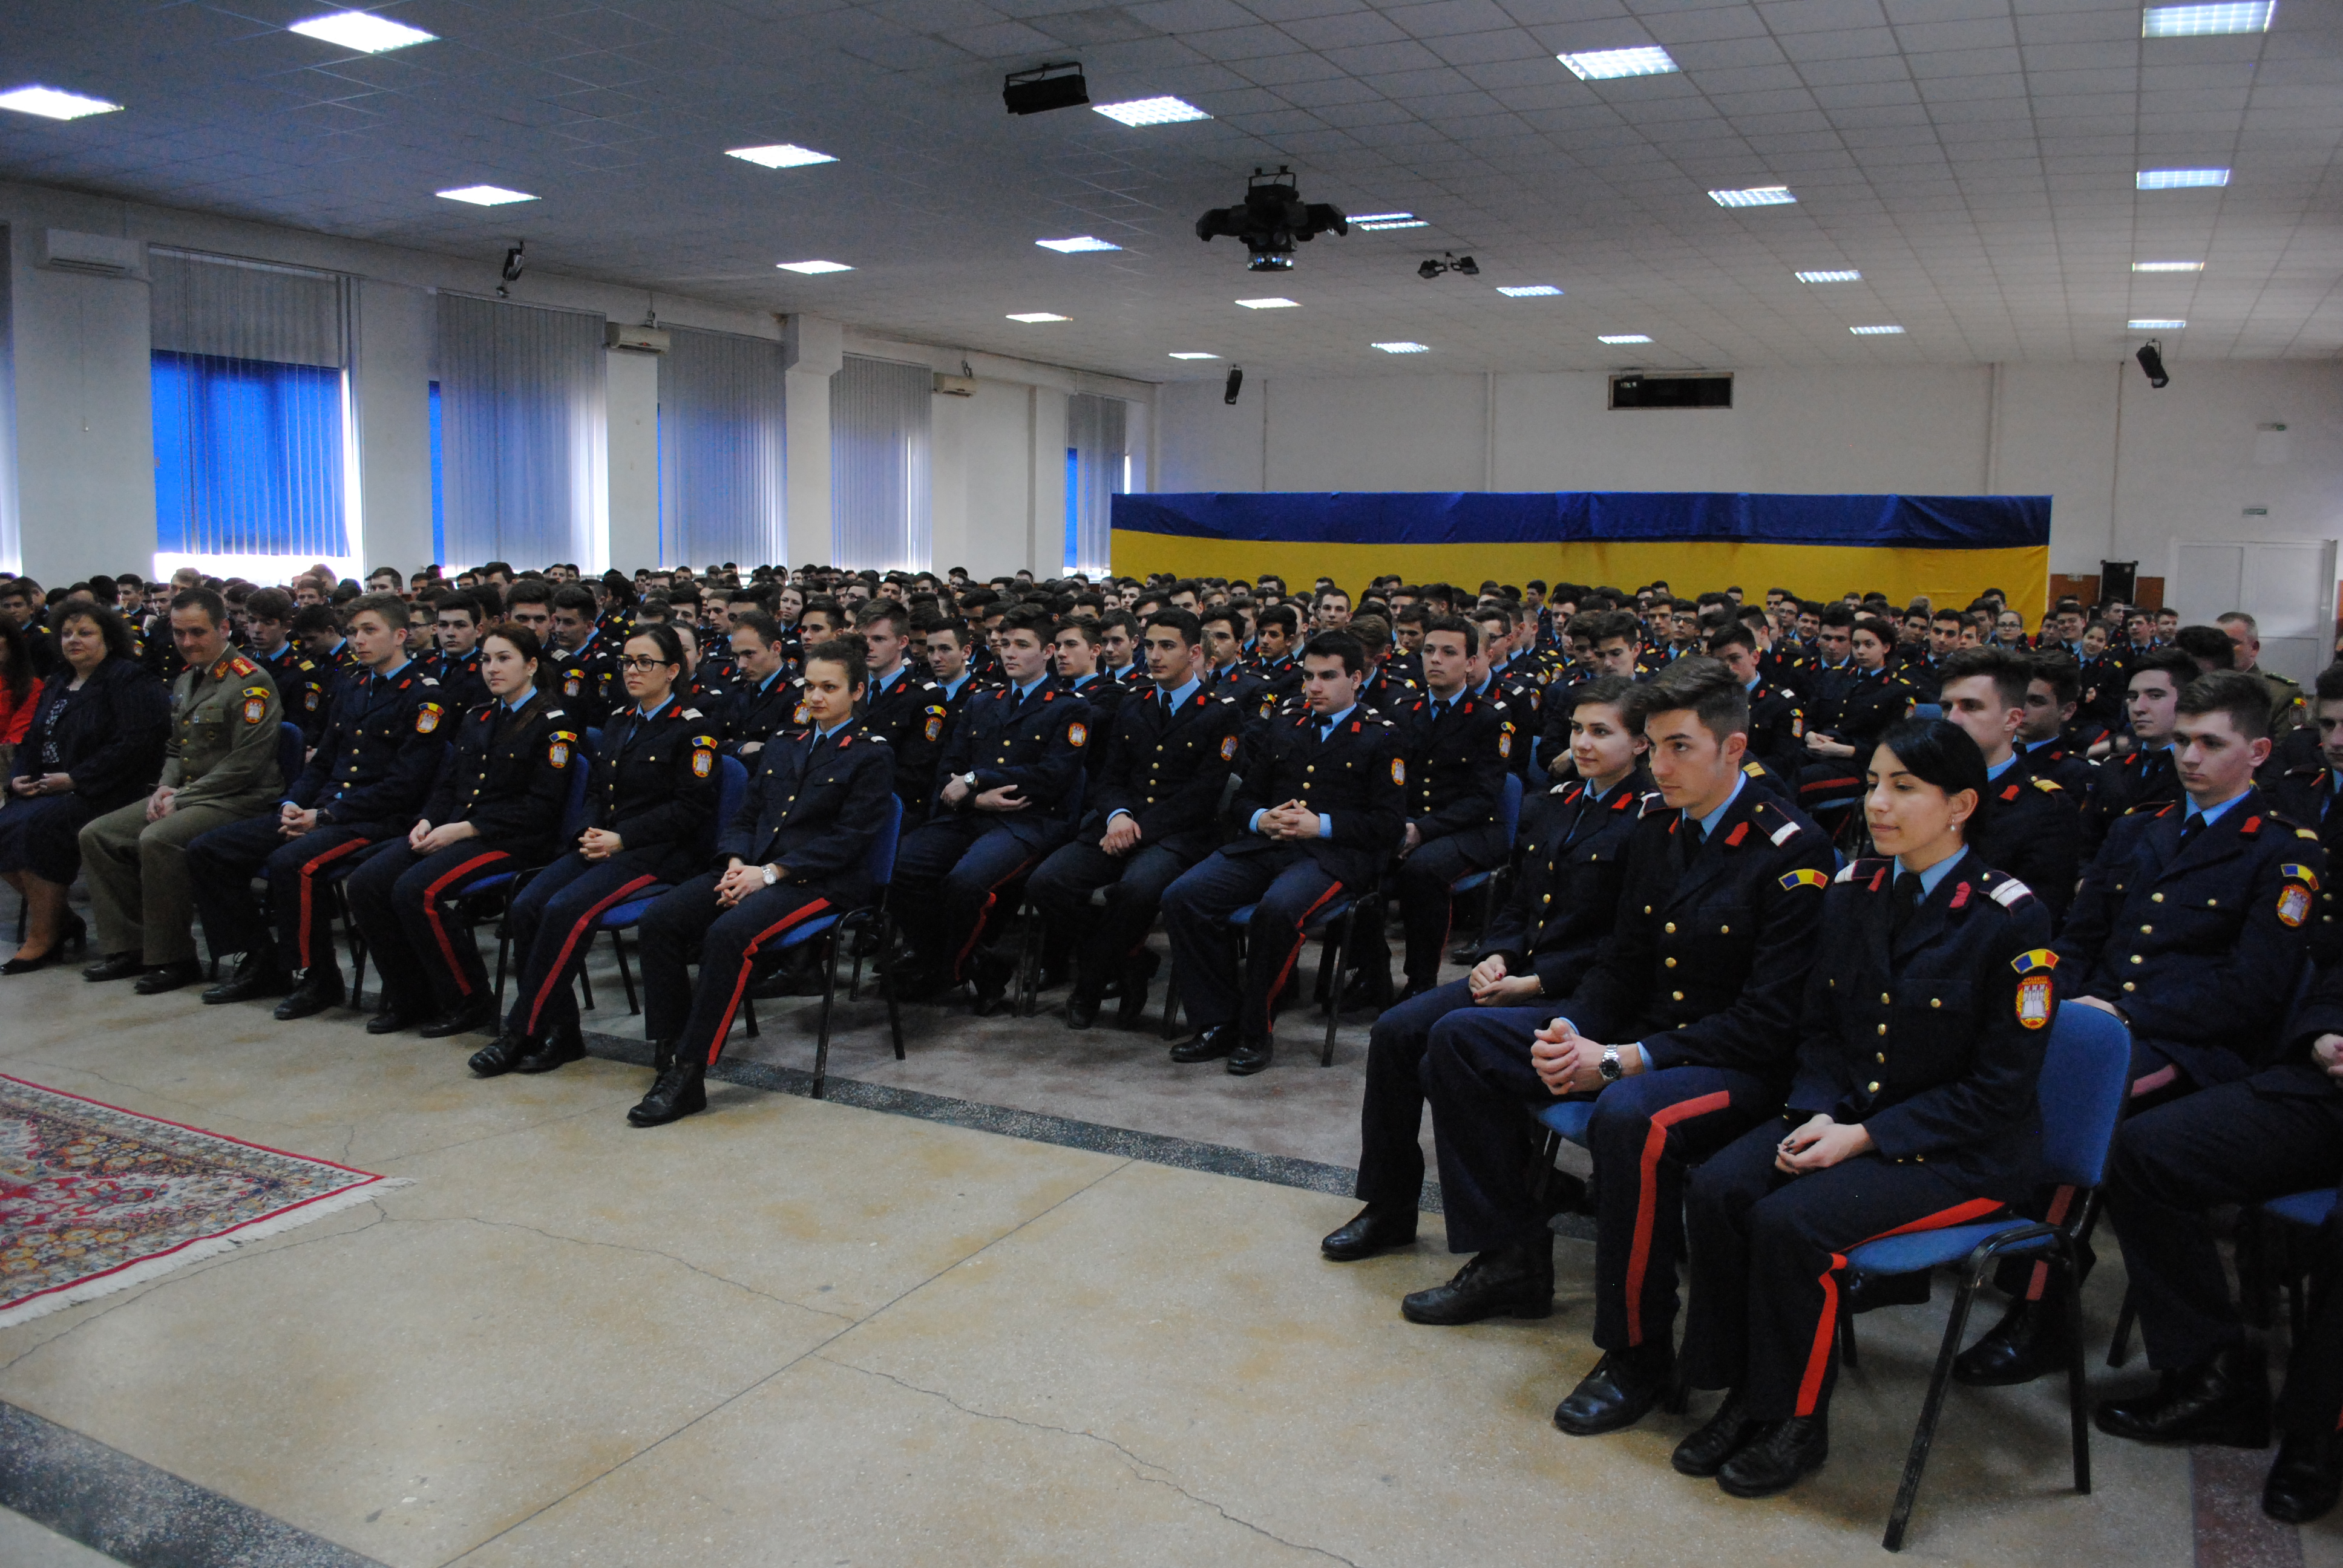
[934,373,978,397]
[39,229,143,278]
[605,322,670,353]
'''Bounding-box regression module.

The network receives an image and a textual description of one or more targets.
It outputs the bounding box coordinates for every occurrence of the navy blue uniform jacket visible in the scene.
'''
[425,696,576,861]
[588,701,719,852]
[288,663,444,828]
[1477,773,1655,996]
[716,720,896,905]
[1087,685,1244,861]
[1226,708,1406,889]
[934,679,1092,849]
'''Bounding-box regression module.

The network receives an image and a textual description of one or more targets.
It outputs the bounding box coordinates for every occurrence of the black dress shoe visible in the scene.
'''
[272,967,344,1021]
[1227,1036,1273,1076]
[418,996,497,1039]
[468,1033,532,1076]
[1065,991,1102,1030]
[365,1003,422,1036]
[133,958,206,995]
[1400,1241,1555,1325]
[1953,1297,2068,1387]
[514,1026,585,1074]
[1321,1203,1417,1261]
[2264,1429,2343,1524]
[627,1063,707,1126]
[969,952,1014,1017]
[1339,967,1393,1012]
[1,949,59,975]
[83,950,146,984]
[1554,1345,1678,1436]
[203,952,289,1005]
[2096,1344,2272,1448]
[1673,1389,1760,1476]
[1717,1414,1829,1498]
[1113,950,1159,1029]
[1170,1025,1233,1063]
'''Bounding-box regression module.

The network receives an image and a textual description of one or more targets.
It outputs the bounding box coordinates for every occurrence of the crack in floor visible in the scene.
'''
[818,1355,1363,1566]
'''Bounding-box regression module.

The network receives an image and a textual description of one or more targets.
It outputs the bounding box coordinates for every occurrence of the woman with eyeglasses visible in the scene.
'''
[470,624,718,1076]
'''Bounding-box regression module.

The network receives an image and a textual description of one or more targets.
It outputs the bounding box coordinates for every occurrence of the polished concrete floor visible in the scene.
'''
[0,927,2332,1567]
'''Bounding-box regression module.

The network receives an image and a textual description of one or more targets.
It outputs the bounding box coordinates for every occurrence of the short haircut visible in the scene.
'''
[1641,655,1750,742]
[623,622,686,668]
[798,594,845,627]
[2028,650,2081,707]
[368,565,405,590]
[1422,614,1478,656]
[1939,646,2031,711]
[2174,625,2237,669]
[923,616,973,648]
[246,586,294,622]
[1587,609,1640,645]
[1471,603,1513,633]
[1705,622,1757,656]
[290,603,341,638]
[1302,630,1367,678]
[505,579,555,609]
[1930,607,1964,626]
[1144,607,1201,648]
[434,588,482,622]
[551,584,598,618]
[1346,613,1391,652]
[2316,663,2343,705]
[1873,717,1988,808]
[803,636,868,692]
[854,599,911,636]
[1818,604,1856,630]
[2178,668,2273,742]
[730,609,782,646]
[999,603,1055,640]
[1257,603,1300,638]
[345,590,407,631]
[168,586,228,628]
[1196,606,1242,638]
[2218,611,2258,634]
[2129,648,2200,688]
[1054,616,1103,647]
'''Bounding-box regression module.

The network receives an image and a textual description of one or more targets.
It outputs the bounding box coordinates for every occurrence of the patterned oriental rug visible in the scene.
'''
[0,1075,404,1329]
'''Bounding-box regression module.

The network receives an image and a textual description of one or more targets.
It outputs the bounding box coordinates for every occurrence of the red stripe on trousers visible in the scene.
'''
[1795,1197,2007,1416]
[524,874,658,1034]
[704,898,833,1065]
[2131,1065,2179,1098]
[2023,1184,2077,1302]
[295,837,373,970]
[1258,880,1344,1040]
[1622,1090,1735,1345]
[419,851,511,998]
[952,859,1035,981]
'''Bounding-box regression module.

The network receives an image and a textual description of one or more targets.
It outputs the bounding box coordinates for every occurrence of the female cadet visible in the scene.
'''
[1674,717,2056,1499]
[468,623,716,1076]
[346,624,574,1037]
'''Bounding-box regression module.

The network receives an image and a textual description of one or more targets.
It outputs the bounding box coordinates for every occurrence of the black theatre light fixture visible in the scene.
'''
[1417,252,1478,280]
[1224,366,1244,405]
[1004,63,1088,115]
[2135,340,2169,388]
[1196,168,1347,272]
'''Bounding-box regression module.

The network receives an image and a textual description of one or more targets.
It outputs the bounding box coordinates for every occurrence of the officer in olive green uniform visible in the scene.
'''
[2259,667,2306,748]
[79,626,287,994]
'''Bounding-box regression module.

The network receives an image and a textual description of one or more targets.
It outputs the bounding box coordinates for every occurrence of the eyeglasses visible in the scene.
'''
[618,655,673,672]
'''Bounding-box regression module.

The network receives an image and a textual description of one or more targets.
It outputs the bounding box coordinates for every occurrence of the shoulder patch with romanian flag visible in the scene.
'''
[1778,867,1829,892]
[1390,757,1406,787]
[240,685,270,725]
[415,702,445,735]
[1067,722,1087,749]
[2012,947,2057,1030]
[2279,863,2317,926]
[690,736,717,778]
[548,730,577,770]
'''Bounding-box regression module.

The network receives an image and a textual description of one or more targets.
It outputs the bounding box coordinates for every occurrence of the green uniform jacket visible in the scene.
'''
[162,652,286,809]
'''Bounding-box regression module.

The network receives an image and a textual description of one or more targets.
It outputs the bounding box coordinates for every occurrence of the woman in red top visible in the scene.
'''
[0,617,34,759]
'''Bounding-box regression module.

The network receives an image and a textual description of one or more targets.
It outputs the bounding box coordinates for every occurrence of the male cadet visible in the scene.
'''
[2218,611,2307,748]
[188,592,445,1019]
[1053,616,1124,778]
[2079,649,2195,857]
[1369,616,1510,1005]
[1938,646,2083,926]
[1198,606,1273,721]
[1161,632,1404,1076]
[1408,659,1830,1439]
[1096,610,1142,686]
[722,610,802,760]
[430,590,490,710]
[2016,651,2099,797]
[2270,664,2343,965]
[547,584,618,728]
[502,581,554,642]
[1325,674,1654,1264]
[78,588,286,993]
[1029,609,1242,1029]
[630,638,896,1126]
[1470,605,1542,775]
[1250,604,1305,702]
[1706,623,1806,783]
[923,616,992,759]
[891,604,1090,1011]
[856,599,949,819]
[1956,670,2324,1387]
[243,588,332,745]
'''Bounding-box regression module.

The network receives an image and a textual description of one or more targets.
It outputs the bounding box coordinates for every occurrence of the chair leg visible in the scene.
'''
[1883,1259,1991,1551]
[1015,900,1040,1018]
[1160,967,1182,1041]
[577,945,595,1011]
[1321,908,1352,1067]
[880,912,905,1062]
[812,930,842,1099]
[612,929,639,1014]
[1841,1310,1861,1371]
[1533,1129,1560,1206]
[2059,1247,2092,1496]
[492,919,509,1008]
[2106,1285,2138,1368]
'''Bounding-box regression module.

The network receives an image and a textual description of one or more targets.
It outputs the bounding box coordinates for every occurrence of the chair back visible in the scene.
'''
[865,794,905,888]
[2034,1002,2134,1190]
[1497,771,1524,847]
[557,734,594,840]
[275,722,304,794]
[1910,702,1944,721]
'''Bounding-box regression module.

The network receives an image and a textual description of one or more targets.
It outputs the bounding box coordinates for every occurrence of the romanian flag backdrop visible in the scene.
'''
[1112,492,2053,623]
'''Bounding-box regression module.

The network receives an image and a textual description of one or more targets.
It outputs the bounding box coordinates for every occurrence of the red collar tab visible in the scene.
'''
[1611,791,1631,811]
[2242,815,2263,836]
[1867,866,1887,892]
[1949,881,1971,909]
[1349,720,1362,733]
[2001,783,2020,801]
[1724,820,1749,847]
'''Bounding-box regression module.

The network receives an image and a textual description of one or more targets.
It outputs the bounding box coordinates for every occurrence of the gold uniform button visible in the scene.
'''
[1867,1081,1881,1093]
[2140,925,2152,934]
[1644,906,1653,915]
[1875,1052,1886,1064]
[1930,998,1941,1008]
[1880,993,1890,1004]
[2207,898,2218,907]
[2123,981,2137,992]
[1672,990,1684,1001]
[2130,954,2144,965]
[1665,956,1677,968]
[2151,892,2164,903]
[1876,1023,1887,1035]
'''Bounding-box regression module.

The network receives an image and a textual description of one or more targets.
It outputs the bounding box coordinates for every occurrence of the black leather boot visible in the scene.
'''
[1717,1414,1830,1498]
[2096,1344,2272,1449]
[1673,1389,1759,1477]
[1553,1342,1679,1436]
[1320,1203,1417,1261]
[418,995,497,1039]
[1953,1296,2069,1387]
[2264,1429,2343,1524]
[628,1061,707,1126]
[273,964,345,1020]
[1400,1240,1555,1325]
[202,951,284,1004]
[468,1033,532,1076]
[83,950,146,984]
[513,1022,585,1074]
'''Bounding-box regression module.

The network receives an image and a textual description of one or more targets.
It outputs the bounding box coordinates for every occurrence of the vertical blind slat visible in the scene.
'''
[1065,392,1126,577]
[830,355,931,572]
[658,327,787,569]
[436,293,608,570]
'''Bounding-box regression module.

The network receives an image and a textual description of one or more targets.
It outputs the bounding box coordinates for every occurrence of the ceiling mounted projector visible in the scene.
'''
[1195,167,1347,272]
[1004,63,1088,115]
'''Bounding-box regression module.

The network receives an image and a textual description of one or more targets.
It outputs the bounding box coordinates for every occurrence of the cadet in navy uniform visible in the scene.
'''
[922,617,994,762]
[629,638,896,1126]
[1029,610,1242,1030]
[1958,670,2325,1386]
[1797,615,1914,825]
[243,589,333,745]
[1408,660,1830,1439]
[1160,632,1404,1076]
[428,590,490,711]
[469,624,718,1077]
[1708,625,1807,784]
[720,610,804,761]
[2264,663,2343,966]
[547,584,620,730]
[1939,647,2083,927]
[2016,651,2099,798]
[345,624,573,1038]
[1054,617,1125,783]
[1324,675,1653,1263]
[1374,616,1510,1003]
[190,592,444,1019]
[1198,607,1273,721]
[856,600,949,820]
[892,604,1091,1010]
[2080,650,2194,858]
[1673,720,2055,1498]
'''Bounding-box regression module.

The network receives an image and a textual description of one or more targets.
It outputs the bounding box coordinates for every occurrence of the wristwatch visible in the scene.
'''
[761,864,779,887]
[1598,1045,1624,1082]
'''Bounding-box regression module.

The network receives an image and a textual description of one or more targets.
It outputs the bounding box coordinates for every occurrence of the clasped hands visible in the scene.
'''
[1774,1114,1875,1175]
[1255,800,1319,842]
[407,817,479,855]
[2313,1033,2343,1083]
[1529,1018,1624,1095]
[577,826,624,862]
[1465,954,1542,1007]
[277,801,321,838]
[940,773,1028,813]
[715,858,782,908]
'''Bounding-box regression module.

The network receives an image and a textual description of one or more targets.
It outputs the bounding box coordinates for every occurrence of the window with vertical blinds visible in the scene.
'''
[831,354,931,571]
[149,249,352,565]
[658,326,787,570]
[434,293,607,571]
[1065,391,1129,577]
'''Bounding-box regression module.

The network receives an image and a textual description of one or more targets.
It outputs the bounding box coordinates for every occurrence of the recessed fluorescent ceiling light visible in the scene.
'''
[287,10,437,51]
[1598,333,1652,344]
[1092,96,1208,126]
[1236,297,1299,309]
[0,85,122,120]
[1357,218,1429,230]
[1556,45,1679,80]
[727,143,836,169]
[1168,352,1219,359]
[1006,312,1069,322]
[1373,341,1429,354]
[1710,186,1796,207]
[1351,212,1413,223]
[1035,236,1121,253]
[2143,2,2273,36]
[2132,260,2204,272]
[1850,324,1905,335]
[1497,285,1562,297]
[777,259,851,273]
[1797,269,1861,283]
[437,185,536,206]
[2137,168,2229,188]
[2130,318,2188,329]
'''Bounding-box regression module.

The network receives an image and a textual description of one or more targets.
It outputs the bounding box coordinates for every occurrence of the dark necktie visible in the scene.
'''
[2177,812,2205,851]
[1891,871,1923,938]
[1680,818,1705,869]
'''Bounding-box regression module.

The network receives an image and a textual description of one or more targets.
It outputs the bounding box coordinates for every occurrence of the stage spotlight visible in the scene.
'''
[1003,62,1087,116]
[1196,168,1346,272]
[1454,255,1478,275]
[1225,366,1244,405]
[1417,258,1441,280]
[2136,340,2169,388]
[1417,252,1476,280]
